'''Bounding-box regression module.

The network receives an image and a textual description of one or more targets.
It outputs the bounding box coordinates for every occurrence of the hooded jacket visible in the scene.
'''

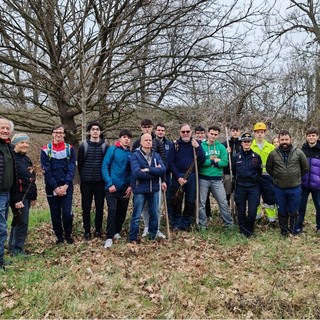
[102,142,131,191]
[301,140,320,190]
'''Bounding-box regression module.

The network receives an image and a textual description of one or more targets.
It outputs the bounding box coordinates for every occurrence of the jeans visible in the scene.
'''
[0,192,10,263]
[9,198,31,255]
[274,185,301,234]
[47,186,74,240]
[129,192,159,241]
[80,181,105,233]
[105,190,129,239]
[235,185,260,236]
[199,179,233,227]
[297,188,320,231]
[171,173,196,230]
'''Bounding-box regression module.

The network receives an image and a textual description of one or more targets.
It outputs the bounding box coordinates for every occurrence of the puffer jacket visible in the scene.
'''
[301,141,320,190]
[78,139,107,183]
[130,148,166,194]
[10,151,37,204]
[266,145,309,188]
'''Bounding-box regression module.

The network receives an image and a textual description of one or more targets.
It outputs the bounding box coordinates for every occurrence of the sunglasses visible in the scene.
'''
[181,130,190,134]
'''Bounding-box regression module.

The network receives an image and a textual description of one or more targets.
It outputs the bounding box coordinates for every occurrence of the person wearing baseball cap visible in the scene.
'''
[251,122,276,226]
[232,133,262,237]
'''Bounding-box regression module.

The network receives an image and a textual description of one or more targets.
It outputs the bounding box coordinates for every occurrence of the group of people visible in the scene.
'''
[0,116,319,270]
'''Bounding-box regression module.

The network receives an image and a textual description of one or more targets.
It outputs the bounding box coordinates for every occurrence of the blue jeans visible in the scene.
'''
[274,185,301,234]
[235,185,260,236]
[9,198,31,255]
[199,179,233,227]
[105,190,129,239]
[297,188,320,231]
[0,192,10,263]
[47,186,74,240]
[129,192,159,241]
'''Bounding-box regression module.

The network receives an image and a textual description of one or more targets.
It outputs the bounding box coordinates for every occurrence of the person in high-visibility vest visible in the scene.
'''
[251,122,277,225]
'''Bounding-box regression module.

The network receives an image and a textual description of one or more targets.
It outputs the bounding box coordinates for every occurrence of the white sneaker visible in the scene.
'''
[156,231,166,239]
[142,227,149,237]
[114,233,121,240]
[104,239,113,248]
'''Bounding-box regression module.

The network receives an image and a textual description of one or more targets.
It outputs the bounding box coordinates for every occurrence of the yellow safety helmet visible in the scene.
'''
[253,122,267,131]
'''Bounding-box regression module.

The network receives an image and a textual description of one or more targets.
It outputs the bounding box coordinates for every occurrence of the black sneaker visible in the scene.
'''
[94,231,102,238]
[65,237,74,244]
[84,232,91,240]
[56,238,64,245]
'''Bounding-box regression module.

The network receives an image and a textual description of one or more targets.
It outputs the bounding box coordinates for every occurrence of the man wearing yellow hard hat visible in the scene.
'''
[251,122,277,225]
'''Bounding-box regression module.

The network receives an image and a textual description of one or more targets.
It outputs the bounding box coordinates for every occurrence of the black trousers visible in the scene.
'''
[80,181,105,233]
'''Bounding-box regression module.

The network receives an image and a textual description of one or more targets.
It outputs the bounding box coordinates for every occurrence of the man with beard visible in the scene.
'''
[266,130,309,236]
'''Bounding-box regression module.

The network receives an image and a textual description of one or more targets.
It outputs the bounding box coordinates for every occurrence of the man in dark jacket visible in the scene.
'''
[296,127,320,234]
[232,133,262,237]
[0,118,15,270]
[168,124,205,231]
[78,122,107,240]
[129,133,166,242]
[41,124,76,244]
[266,130,309,236]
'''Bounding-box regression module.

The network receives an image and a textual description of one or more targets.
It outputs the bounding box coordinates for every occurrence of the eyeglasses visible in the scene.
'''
[90,128,100,131]
[181,130,190,134]
[242,141,251,143]
[53,131,64,135]
[142,125,152,129]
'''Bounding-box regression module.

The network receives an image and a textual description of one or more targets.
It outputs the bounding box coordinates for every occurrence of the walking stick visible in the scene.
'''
[225,127,236,222]
[193,146,199,226]
[162,190,171,240]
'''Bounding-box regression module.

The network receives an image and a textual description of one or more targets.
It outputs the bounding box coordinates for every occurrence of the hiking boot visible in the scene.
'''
[0,262,5,271]
[104,239,113,249]
[94,231,102,238]
[84,232,91,240]
[65,237,74,244]
[56,237,64,245]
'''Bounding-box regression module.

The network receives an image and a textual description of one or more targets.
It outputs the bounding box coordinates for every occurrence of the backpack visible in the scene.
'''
[83,141,107,157]
[47,142,70,160]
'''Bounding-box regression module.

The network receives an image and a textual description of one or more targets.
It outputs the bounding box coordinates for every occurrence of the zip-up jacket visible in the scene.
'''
[10,151,37,204]
[41,141,76,193]
[301,141,320,190]
[78,139,107,183]
[168,138,205,180]
[266,145,309,188]
[232,148,262,186]
[130,148,166,194]
[102,142,131,191]
[199,140,228,180]
[223,137,242,175]
[251,139,275,173]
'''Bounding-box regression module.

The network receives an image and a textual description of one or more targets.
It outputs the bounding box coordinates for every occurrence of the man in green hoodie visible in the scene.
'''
[199,126,234,229]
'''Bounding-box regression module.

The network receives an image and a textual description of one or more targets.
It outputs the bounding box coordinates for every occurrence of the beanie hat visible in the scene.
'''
[11,133,30,145]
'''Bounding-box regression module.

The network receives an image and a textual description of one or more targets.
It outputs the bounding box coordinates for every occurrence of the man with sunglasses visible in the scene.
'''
[199,126,234,229]
[168,124,205,231]
[41,124,76,244]
[232,133,262,237]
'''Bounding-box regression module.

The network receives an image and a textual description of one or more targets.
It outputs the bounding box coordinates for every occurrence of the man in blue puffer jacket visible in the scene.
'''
[296,127,320,234]
[129,133,166,242]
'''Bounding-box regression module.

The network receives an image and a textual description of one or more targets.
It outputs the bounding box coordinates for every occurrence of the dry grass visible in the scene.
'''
[1,183,320,318]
